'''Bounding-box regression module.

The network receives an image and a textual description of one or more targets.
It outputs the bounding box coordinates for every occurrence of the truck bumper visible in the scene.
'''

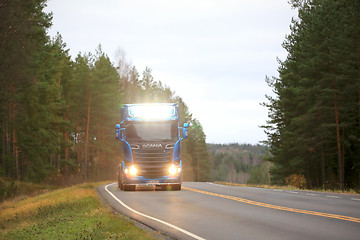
[124,175,181,186]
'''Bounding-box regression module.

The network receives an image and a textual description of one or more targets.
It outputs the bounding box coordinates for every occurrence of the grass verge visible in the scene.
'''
[215,181,359,194]
[0,182,154,240]
[0,178,57,202]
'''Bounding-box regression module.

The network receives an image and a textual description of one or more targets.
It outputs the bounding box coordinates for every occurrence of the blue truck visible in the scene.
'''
[115,103,189,191]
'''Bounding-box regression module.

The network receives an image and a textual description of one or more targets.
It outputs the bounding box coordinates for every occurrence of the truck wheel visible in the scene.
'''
[161,185,172,191]
[118,169,124,190]
[124,185,135,191]
[172,184,181,191]
[117,171,121,188]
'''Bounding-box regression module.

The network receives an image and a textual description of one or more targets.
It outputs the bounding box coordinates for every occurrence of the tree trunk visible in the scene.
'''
[9,87,19,180]
[2,120,9,177]
[357,36,360,136]
[330,56,344,190]
[12,129,19,181]
[356,33,360,129]
[333,87,343,190]
[84,90,91,179]
[321,142,326,188]
[76,112,81,169]
[63,112,69,176]
[197,145,200,182]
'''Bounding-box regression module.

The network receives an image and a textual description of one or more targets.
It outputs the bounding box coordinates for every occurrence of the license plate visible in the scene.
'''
[147,180,159,184]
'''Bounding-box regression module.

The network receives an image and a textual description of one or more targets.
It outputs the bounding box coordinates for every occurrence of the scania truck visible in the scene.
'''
[115,103,188,191]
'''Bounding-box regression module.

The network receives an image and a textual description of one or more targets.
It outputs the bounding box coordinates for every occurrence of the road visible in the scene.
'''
[98,182,360,240]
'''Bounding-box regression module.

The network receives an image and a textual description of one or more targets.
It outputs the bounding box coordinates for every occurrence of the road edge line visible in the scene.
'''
[104,183,206,240]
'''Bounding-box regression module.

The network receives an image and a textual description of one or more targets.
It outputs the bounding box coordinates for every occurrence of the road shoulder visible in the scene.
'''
[96,184,172,240]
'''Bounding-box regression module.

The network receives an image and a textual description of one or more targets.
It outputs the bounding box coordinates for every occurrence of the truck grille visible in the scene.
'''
[133,149,172,178]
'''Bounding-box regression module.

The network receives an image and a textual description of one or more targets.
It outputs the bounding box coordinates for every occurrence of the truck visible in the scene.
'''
[115,103,189,191]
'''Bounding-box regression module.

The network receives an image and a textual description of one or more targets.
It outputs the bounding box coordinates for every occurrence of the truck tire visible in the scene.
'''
[117,171,121,188]
[172,184,181,191]
[118,168,124,190]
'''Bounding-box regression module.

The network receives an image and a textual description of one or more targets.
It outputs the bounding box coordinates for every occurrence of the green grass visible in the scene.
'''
[0,182,154,240]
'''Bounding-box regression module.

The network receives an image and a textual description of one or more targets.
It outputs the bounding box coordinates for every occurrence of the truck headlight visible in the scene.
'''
[169,164,181,175]
[125,166,137,176]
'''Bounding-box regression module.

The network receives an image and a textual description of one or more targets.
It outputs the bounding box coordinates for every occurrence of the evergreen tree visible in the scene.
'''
[0,1,211,184]
[89,46,121,180]
[0,0,52,181]
[263,0,360,190]
[186,119,211,182]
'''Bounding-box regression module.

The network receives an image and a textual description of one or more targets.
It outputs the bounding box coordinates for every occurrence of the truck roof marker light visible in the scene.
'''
[129,105,175,120]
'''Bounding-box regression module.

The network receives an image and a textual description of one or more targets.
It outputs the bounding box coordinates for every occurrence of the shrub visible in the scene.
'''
[285,174,306,189]
[0,178,55,202]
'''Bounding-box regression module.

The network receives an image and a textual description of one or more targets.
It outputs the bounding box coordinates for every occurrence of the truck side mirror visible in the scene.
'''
[183,123,189,139]
[115,124,121,140]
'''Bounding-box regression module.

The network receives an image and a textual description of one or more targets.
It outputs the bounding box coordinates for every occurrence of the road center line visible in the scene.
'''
[104,183,206,240]
[182,186,360,224]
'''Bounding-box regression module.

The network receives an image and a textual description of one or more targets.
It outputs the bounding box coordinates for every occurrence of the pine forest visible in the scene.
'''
[0,0,210,184]
[1,0,360,192]
[262,0,360,191]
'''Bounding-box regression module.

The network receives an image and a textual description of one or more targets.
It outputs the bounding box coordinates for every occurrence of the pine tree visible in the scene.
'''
[0,0,52,181]
[89,46,121,180]
[71,53,93,179]
[263,0,360,190]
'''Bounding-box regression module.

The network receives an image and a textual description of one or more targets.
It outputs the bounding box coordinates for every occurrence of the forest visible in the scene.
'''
[0,0,210,184]
[3,0,360,192]
[208,143,270,185]
[262,0,360,191]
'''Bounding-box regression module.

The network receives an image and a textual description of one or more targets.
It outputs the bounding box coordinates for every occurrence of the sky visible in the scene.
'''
[44,0,298,144]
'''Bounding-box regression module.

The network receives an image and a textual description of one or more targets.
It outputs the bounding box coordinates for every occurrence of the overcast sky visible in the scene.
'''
[45,0,297,144]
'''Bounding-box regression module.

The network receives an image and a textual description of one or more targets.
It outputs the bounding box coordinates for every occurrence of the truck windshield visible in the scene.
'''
[126,122,178,142]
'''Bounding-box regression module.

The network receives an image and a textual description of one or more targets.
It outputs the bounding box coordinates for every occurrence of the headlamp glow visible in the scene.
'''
[169,164,181,175]
[125,166,137,176]
[129,105,175,120]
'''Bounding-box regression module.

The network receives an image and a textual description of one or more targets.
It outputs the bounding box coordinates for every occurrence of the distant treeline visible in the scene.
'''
[0,0,210,184]
[262,0,360,190]
[208,143,270,184]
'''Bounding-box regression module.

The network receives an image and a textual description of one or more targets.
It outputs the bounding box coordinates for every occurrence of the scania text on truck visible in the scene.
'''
[115,103,189,191]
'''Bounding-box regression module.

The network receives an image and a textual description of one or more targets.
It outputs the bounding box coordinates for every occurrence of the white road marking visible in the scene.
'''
[104,183,206,240]
[305,193,318,196]
[351,198,360,201]
[326,195,341,199]
[289,191,299,194]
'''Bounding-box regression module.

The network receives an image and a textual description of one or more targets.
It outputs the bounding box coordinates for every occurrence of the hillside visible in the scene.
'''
[208,143,270,184]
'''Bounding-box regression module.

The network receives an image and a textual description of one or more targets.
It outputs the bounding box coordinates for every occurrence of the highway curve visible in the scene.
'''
[97,182,360,240]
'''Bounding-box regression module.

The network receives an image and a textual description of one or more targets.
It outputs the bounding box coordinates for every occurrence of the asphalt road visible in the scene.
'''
[98,182,360,240]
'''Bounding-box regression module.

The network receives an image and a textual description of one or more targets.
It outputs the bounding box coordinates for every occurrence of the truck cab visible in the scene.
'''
[115,103,188,191]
